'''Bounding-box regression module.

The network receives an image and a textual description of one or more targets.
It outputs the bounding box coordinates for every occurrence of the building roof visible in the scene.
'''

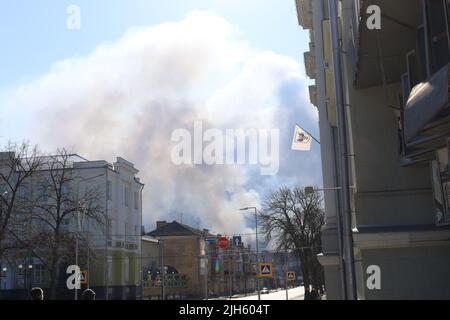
[141,235,159,243]
[147,221,215,237]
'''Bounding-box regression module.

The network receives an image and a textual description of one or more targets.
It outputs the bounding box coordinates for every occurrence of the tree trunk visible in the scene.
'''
[297,249,310,290]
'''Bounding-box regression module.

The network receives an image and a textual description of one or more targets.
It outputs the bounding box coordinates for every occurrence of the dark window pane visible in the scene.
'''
[426,0,450,73]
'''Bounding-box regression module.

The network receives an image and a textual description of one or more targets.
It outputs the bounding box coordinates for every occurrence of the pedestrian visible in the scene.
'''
[30,287,44,300]
[304,286,311,300]
[81,288,96,300]
[310,288,320,300]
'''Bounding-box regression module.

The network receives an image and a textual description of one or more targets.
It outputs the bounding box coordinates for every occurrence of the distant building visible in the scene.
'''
[145,221,212,299]
[0,154,143,300]
[209,236,256,297]
[141,235,160,300]
[145,221,257,299]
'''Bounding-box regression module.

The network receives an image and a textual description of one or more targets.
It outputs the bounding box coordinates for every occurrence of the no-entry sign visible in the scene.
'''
[218,236,229,249]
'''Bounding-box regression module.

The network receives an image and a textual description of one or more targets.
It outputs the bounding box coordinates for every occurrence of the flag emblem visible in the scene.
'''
[292,125,312,151]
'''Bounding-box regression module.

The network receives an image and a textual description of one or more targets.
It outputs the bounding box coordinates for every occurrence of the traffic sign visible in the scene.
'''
[80,270,88,284]
[258,263,273,277]
[205,236,217,244]
[286,271,296,281]
[218,236,229,249]
[232,236,242,246]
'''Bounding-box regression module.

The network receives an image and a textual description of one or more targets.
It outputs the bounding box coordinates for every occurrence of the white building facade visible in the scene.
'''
[0,155,144,300]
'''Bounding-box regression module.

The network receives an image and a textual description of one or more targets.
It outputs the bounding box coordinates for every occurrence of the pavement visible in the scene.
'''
[211,286,306,300]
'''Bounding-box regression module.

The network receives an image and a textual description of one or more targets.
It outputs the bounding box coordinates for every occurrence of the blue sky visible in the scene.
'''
[0,0,310,88]
[0,1,320,236]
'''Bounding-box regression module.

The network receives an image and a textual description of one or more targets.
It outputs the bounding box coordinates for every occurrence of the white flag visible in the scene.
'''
[291,125,312,151]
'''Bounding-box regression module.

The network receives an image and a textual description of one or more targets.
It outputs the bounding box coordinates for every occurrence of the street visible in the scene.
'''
[211,286,306,301]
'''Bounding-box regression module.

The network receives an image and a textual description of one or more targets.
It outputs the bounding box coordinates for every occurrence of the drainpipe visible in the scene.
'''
[328,0,358,300]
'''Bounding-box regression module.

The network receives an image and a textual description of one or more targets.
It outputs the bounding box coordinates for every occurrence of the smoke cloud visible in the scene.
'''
[0,11,319,236]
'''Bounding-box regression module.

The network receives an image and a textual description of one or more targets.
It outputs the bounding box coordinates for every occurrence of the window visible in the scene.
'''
[61,183,70,197]
[416,25,429,81]
[134,191,139,210]
[406,51,420,89]
[107,180,112,201]
[34,264,46,284]
[431,142,450,225]
[18,183,30,201]
[425,0,450,73]
[124,257,129,283]
[123,185,130,207]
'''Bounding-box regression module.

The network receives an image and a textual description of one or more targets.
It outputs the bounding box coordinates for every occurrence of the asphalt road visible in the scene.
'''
[229,286,306,300]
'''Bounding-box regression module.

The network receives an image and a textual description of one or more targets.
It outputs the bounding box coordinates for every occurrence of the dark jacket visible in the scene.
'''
[304,290,311,300]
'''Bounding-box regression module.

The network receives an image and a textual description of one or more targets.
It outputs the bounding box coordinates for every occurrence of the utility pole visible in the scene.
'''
[203,241,209,300]
[254,208,261,301]
[86,213,90,289]
[159,240,165,300]
[204,257,208,300]
[285,250,289,301]
[75,209,80,301]
[228,252,233,299]
[328,0,357,300]
[240,207,260,300]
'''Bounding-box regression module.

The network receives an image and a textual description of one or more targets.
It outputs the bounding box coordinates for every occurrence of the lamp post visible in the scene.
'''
[18,263,32,298]
[18,264,23,293]
[159,240,165,300]
[74,173,106,300]
[28,264,33,298]
[240,207,260,301]
[0,267,7,290]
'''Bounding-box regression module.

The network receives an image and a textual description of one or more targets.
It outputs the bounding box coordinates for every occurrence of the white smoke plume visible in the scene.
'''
[0,11,319,235]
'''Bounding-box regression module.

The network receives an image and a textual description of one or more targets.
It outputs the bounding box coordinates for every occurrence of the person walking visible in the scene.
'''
[310,288,320,300]
[304,286,311,300]
[81,288,96,300]
[30,287,44,300]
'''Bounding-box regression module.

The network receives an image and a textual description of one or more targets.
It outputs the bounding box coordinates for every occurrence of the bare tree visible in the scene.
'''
[259,185,325,291]
[0,142,43,262]
[29,149,105,299]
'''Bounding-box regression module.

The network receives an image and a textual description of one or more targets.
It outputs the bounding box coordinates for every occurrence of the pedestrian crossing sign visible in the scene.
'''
[258,263,273,277]
[286,271,296,281]
[80,270,88,284]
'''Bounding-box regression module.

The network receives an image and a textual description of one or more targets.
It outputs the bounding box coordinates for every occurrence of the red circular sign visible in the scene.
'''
[218,236,229,249]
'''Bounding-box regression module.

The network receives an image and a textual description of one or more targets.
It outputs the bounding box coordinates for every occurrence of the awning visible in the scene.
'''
[404,64,450,143]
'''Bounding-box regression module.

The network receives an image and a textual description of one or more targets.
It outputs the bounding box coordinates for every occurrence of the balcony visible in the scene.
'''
[304,51,316,79]
[354,0,423,88]
[309,85,317,107]
[398,0,450,165]
[295,0,313,30]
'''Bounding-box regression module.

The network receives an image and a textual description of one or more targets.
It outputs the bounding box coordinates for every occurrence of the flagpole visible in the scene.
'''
[295,123,320,145]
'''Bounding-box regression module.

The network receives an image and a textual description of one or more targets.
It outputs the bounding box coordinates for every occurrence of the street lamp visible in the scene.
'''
[240,207,260,301]
[0,267,7,289]
[74,172,106,300]
[304,186,341,194]
[159,240,165,300]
